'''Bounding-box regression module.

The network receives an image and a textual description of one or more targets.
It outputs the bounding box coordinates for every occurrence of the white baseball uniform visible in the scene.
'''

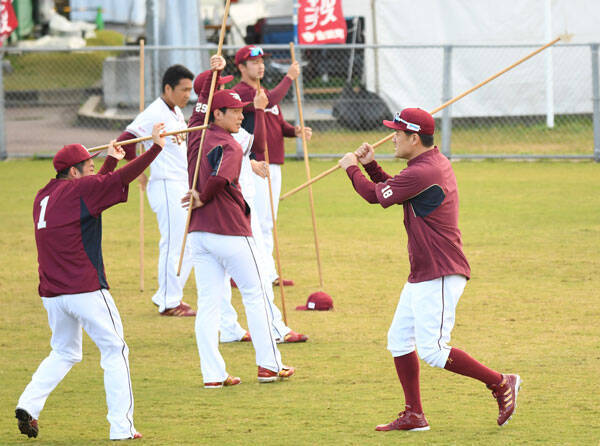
[251,163,281,282]
[19,149,163,439]
[125,98,194,312]
[219,129,291,342]
[187,121,285,382]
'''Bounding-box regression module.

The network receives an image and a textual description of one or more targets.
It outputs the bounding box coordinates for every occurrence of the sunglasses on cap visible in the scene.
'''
[249,46,264,57]
[393,112,421,132]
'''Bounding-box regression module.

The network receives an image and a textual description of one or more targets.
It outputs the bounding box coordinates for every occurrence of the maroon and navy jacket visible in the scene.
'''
[187,124,251,237]
[233,79,296,165]
[346,147,471,283]
[34,147,162,297]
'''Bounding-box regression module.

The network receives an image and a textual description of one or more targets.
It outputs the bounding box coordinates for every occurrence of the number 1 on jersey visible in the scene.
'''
[37,196,50,229]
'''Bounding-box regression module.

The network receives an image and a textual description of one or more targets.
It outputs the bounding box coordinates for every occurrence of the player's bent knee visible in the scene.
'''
[416,345,449,368]
[52,349,82,364]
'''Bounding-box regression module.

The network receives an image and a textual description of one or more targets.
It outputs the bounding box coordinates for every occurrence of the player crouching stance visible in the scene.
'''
[339,108,521,431]
[16,124,166,440]
[184,89,294,388]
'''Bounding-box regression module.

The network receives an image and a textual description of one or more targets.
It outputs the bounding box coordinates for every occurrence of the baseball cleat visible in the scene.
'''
[204,375,242,389]
[240,331,252,342]
[487,373,521,426]
[257,365,295,383]
[272,278,294,287]
[112,432,143,440]
[375,409,430,431]
[159,302,196,317]
[15,408,38,438]
[280,330,308,343]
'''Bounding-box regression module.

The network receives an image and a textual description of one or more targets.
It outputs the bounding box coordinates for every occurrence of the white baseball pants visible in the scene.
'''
[17,290,137,440]
[219,196,291,342]
[387,275,467,368]
[189,231,284,383]
[252,163,281,283]
[147,179,193,312]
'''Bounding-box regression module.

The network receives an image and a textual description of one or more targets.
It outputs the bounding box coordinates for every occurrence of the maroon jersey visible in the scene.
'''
[33,172,128,297]
[348,147,470,283]
[233,80,296,164]
[188,124,251,236]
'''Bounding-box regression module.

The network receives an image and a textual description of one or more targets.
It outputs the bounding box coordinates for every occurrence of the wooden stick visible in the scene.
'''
[88,125,209,153]
[177,0,231,276]
[258,78,288,324]
[139,39,145,292]
[280,36,562,201]
[290,42,324,290]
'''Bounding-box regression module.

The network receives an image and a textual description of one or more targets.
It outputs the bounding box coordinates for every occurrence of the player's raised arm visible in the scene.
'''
[116,123,165,185]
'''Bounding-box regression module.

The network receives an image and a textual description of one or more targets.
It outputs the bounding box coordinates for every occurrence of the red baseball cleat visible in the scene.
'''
[230,278,238,288]
[204,375,242,389]
[112,432,143,441]
[240,331,252,342]
[488,373,521,426]
[281,330,308,343]
[375,409,430,431]
[160,302,196,317]
[15,408,38,438]
[257,365,295,383]
[272,278,294,287]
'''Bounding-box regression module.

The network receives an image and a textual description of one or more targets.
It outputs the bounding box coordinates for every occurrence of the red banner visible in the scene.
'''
[297,0,347,45]
[0,0,18,45]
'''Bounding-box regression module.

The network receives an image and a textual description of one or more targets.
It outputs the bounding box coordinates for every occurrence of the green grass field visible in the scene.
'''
[1,158,599,445]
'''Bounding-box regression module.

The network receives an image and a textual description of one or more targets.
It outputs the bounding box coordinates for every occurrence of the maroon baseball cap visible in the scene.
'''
[296,292,334,311]
[53,143,99,172]
[383,108,435,135]
[235,45,265,65]
[211,89,251,111]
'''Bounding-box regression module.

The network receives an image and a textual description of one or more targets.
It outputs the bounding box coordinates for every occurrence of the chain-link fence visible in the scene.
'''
[1,42,599,160]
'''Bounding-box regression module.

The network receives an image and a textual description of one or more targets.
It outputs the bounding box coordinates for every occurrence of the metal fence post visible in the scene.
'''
[441,45,453,158]
[0,51,6,160]
[293,45,305,159]
[592,44,600,162]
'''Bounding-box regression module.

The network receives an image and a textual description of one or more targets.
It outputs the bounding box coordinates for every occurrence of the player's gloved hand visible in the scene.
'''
[250,159,268,178]
[254,88,269,110]
[286,61,300,80]
[181,190,204,210]
[355,142,375,165]
[338,152,358,170]
[210,55,226,71]
[107,140,126,161]
[152,122,166,148]
[295,125,312,141]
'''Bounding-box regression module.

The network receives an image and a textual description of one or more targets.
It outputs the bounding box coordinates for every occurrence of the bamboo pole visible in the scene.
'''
[290,42,324,289]
[280,36,563,201]
[177,0,231,276]
[258,78,288,324]
[139,39,145,292]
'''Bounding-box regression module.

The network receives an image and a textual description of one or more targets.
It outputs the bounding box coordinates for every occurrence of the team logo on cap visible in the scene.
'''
[229,92,242,101]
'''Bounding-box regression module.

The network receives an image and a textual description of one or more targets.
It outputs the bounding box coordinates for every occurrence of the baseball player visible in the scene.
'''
[16,124,166,440]
[183,88,295,387]
[190,55,308,344]
[118,65,196,317]
[233,45,312,286]
[338,108,520,431]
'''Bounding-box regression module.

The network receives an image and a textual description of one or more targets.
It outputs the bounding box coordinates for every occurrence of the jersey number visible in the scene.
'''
[195,102,208,114]
[37,195,49,229]
[381,185,393,199]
